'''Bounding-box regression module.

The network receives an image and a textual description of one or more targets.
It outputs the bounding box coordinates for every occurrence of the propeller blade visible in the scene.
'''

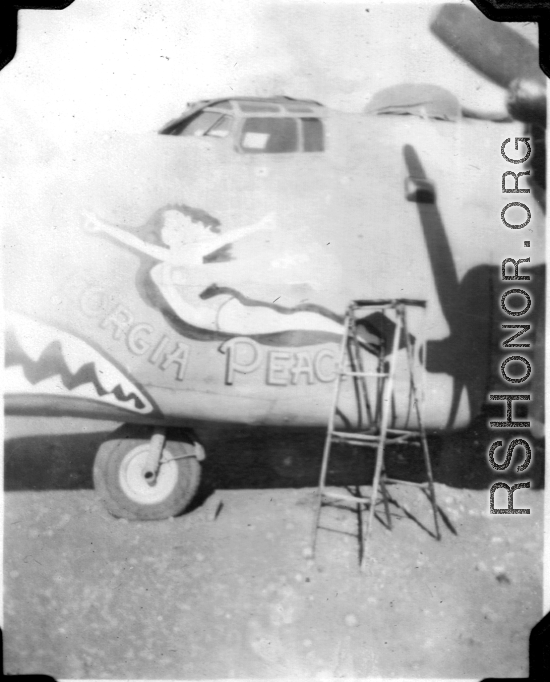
[430,3,543,89]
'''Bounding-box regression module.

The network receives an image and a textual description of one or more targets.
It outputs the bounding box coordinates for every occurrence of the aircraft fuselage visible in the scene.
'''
[4,97,544,432]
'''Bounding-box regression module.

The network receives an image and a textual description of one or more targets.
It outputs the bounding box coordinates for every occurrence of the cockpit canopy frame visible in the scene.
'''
[159,96,327,154]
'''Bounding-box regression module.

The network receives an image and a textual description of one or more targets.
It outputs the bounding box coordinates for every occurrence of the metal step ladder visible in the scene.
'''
[310,298,441,571]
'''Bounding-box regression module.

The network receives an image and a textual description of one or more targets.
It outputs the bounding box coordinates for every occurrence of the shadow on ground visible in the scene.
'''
[4,411,544,494]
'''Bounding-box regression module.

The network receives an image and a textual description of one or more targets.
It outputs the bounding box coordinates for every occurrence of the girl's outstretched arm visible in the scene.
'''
[192,212,276,260]
[224,212,276,243]
[82,212,170,261]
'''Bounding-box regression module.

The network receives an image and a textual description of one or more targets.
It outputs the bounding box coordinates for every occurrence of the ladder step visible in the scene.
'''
[386,428,423,436]
[332,428,423,436]
[332,431,379,440]
[384,478,431,488]
[330,430,422,444]
[331,439,378,448]
[330,432,380,447]
[339,371,389,378]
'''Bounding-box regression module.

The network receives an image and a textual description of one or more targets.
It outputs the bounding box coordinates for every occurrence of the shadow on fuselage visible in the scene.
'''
[4,416,544,497]
[4,241,545,497]
[403,144,544,430]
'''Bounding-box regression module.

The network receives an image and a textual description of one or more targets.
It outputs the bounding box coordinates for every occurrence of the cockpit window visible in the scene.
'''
[302,118,324,152]
[169,110,232,137]
[161,104,325,152]
[240,117,298,153]
[205,115,232,138]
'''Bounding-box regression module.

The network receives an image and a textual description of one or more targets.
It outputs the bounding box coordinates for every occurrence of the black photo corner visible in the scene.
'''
[0,2,75,72]
[1,1,549,681]
[481,608,550,681]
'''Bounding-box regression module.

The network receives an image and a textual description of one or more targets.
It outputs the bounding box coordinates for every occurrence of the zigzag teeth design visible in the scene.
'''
[5,366,98,401]
[5,311,154,415]
[6,311,49,363]
[4,366,145,412]
[89,359,123,394]
[55,332,91,376]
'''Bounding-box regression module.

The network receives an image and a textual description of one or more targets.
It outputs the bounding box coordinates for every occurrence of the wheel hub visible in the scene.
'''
[119,444,179,505]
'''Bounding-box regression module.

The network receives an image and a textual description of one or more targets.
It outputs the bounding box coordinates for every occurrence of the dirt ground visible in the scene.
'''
[3,416,545,679]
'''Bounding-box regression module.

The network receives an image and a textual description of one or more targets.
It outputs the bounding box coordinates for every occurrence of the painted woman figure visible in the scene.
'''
[83,205,344,338]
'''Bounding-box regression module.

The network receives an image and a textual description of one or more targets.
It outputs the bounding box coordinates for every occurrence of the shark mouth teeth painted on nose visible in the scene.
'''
[4,311,154,415]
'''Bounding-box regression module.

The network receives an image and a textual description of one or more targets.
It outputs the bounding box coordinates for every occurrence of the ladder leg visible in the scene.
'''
[362,435,386,569]
[347,322,362,430]
[355,485,365,566]
[361,307,403,570]
[349,311,373,428]
[311,306,352,557]
[311,433,333,556]
[379,472,392,530]
[403,313,441,541]
[420,432,441,540]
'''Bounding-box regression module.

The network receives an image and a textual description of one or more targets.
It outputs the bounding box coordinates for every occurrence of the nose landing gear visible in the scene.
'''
[93,424,204,521]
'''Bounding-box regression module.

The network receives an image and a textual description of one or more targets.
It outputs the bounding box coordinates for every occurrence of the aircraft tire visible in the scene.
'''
[93,425,201,521]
